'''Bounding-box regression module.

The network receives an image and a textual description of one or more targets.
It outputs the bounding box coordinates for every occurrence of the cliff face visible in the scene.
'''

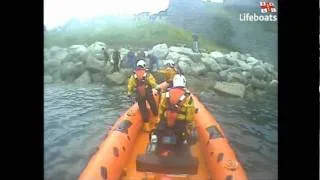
[165,0,277,67]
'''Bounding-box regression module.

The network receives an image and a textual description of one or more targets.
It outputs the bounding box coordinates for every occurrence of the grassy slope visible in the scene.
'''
[44,21,226,52]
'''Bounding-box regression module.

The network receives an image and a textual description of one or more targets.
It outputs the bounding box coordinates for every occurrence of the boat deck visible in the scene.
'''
[121,130,209,180]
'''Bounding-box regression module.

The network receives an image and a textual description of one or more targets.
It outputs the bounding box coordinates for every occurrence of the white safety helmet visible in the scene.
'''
[136,60,146,68]
[173,74,186,87]
[166,60,175,67]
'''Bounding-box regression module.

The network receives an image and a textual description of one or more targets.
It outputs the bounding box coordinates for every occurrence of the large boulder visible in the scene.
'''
[220,64,229,70]
[270,79,278,87]
[44,75,53,84]
[248,60,263,67]
[60,62,84,82]
[201,56,222,72]
[189,53,202,62]
[250,76,268,89]
[166,52,181,62]
[51,71,61,83]
[91,72,105,83]
[49,46,61,52]
[214,81,246,98]
[239,53,248,61]
[224,54,238,66]
[46,47,68,63]
[48,46,63,57]
[267,79,278,94]
[225,67,243,73]
[226,73,236,83]
[44,60,60,75]
[265,73,274,82]
[85,55,105,72]
[77,60,85,70]
[74,71,91,85]
[103,61,114,75]
[152,44,169,59]
[191,62,207,76]
[244,84,255,99]
[201,53,210,58]
[65,45,88,63]
[105,72,128,85]
[210,51,227,64]
[262,62,275,74]
[246,56,263,67]
[227,72,248,84]
[245,53,252,57]
[54,49,68,62]
[88,42,107,60]
[251,65,267,79]
[169,46,195,57]
[218,70,228,81]
[219,68,246,82]
[167,52,193,64]
[235,60,252,71]
[246,56,258,64]
[229,52,241,59]
[179,54,193,63]
[255,89,267,96]
[177,61,192,74]
[121,68,133,79]
[241,71,252,79]
[215,57,228,64]
[206,71,219,79]
[209,51,224,59]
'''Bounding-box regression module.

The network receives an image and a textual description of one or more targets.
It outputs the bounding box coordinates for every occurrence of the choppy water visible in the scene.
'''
[44,84,277,180]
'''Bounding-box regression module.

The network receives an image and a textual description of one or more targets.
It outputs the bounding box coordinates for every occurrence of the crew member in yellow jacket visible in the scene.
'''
[128,60,160,131]
[158,60,180,88]
[156,74,195,145]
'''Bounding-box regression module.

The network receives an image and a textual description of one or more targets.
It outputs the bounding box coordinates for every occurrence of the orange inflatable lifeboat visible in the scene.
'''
[79,82,248,180]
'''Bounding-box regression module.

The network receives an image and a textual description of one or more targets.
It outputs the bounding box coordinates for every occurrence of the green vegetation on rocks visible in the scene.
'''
[45,22,226,52]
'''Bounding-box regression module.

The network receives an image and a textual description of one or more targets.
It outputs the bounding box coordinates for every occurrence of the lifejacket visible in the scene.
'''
[133,68,148,96]
[165,87,190,127]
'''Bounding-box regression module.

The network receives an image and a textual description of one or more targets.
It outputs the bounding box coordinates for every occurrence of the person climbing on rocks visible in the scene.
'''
[102,48,110,63]
[127,60,161,132]
[112,49,121,72]
[192,33,200,53]
[127,48,136,69]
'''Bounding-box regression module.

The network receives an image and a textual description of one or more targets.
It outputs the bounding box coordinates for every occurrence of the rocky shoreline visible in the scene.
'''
[44,42,277,99]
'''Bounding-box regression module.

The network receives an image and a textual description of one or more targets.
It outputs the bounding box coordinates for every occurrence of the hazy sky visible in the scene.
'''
[44,0,169,29]
[202,0,224,3]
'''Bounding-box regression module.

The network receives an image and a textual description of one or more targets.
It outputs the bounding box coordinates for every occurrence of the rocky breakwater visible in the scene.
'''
[151,44,278,98]
[44,42,277,99]
[44,42,132,86]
